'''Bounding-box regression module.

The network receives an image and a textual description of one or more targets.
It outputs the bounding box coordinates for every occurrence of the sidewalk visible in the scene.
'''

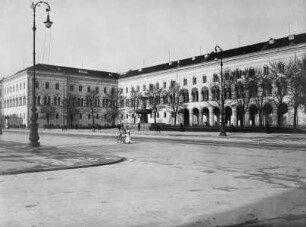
[4,128,306,149]
[0,137,124,175]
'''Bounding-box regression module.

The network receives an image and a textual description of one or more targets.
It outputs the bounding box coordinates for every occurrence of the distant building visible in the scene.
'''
[1,65,118,128]
[1,33,306,128]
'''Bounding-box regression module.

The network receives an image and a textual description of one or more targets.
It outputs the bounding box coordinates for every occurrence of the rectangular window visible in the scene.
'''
[126,87,128,93]
[156,83,159,89]
[96,114,99,119]
[79,85,83,92]
[104,87,107,93]
[213,73,219,82]
[80,113,82,119]
[163,82,166,88]
[45,82,49,89]
[96,86,99,93]
[149,84,154,90]
[264,66,269,75]
[184,78,187,86]
[164,112,166,118]
[87,86,91,92]
[88,114,91,119]
[143,85,146,91]
[157,113,159,118]
[202,75,207,83]
[193,77,197,85]
[137,86,140,92]
[70,85,74,91]
[55,83,60,90]
[35,81,39,89]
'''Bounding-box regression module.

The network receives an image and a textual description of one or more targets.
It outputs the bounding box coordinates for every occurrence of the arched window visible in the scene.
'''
[37,96,41,105]
[191,88,199,102]
[201,87,209,101]
[54,96,57,105]
[44,96,48,105]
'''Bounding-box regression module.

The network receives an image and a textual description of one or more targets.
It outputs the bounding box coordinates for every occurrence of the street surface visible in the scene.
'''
[0,129,306,227]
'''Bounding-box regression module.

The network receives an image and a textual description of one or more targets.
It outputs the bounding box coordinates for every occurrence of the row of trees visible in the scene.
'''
[39,56,306,128]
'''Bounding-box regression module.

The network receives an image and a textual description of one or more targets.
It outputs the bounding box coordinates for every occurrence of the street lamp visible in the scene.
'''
[215,45,226,136]
[29,1,53,147]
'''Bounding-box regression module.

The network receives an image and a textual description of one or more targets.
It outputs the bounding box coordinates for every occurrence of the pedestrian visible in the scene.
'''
[156,124,161,133]
[231,123,236,133]
[266,121,271,134]
[138,123,141,131]
[117,124,121,132]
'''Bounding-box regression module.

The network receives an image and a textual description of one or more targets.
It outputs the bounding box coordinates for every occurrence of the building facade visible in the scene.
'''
[1,64,118,128]
[1,33,306,128]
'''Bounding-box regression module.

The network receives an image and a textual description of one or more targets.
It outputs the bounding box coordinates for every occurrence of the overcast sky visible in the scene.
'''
[1,0,305,77]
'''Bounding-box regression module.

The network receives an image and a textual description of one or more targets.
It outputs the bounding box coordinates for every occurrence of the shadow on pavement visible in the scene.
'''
[176,188,306,227]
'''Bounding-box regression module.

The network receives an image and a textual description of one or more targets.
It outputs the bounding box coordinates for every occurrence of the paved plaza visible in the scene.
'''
[0,129,306,227]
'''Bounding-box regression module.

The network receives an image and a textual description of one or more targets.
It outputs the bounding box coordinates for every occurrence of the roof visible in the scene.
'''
[24,64,120,80]
[121,33,306,78]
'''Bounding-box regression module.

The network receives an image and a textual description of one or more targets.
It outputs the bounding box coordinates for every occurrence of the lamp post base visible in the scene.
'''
[219,127,227,136]
[29,122,40,147]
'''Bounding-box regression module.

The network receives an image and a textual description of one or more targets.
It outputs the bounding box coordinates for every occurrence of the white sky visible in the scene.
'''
[1,0,305,77]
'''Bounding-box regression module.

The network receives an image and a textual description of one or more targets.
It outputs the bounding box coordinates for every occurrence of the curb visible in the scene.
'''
[0,156,125,176]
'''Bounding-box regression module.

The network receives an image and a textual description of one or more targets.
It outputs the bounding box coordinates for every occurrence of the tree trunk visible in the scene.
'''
[174,113,177,125]
[258,109,263,127]
[293,105,298,129]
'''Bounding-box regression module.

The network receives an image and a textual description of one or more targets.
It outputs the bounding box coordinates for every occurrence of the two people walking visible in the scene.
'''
[117,124,131,144]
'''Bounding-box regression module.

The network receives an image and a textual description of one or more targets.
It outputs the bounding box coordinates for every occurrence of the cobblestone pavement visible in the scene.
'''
[0,130,306,227]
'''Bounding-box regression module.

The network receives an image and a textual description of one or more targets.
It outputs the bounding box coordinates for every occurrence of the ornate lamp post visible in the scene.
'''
[215,45,226,136]
[29,1,53,147]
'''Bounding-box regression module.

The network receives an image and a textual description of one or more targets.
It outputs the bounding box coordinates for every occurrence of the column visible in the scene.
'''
[232,106,237,126]
[245,110,250,127]
[209,106,214,126]
[199,108,203,125]
[189,109,193,126]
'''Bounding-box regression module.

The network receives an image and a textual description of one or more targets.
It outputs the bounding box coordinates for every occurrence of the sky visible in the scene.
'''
[1,0,305,77]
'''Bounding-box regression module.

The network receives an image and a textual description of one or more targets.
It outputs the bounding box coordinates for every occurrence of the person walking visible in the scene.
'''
[138,123,141,131]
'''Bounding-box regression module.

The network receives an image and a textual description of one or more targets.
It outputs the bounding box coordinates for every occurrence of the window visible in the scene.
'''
[249,68,255,77]
[149,84,154,90]
[264,66,269,75]
[104,87,107,93]
[171,80,175,87]
[35,81,39,89]
[183,78,187,86]
[156,83,159,89]
[88,114,91,119]
[202,75,207,83]
[55,83,60,90]
[213,73,219,82]
[278,62,285,73]
[126,114,129,119]
[70,85,74,91]
[96,86,99,93]
[80,113,82,119]
[96,114,99,119]
[79,85,83,92]
[45,82,49,89]
[225,72,230,80]
[193,77,197,85]
[87,86,91,92]
[143,85,146,91]
[137,86,140,92]
[163,82,166,88]
[157,113,159,118]
[235,69,242,79]
[126,87,128,93]
[56,113,59,119]
[164,112,167,118]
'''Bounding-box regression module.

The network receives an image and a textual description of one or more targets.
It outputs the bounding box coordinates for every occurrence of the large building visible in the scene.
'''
[1,33,306,128]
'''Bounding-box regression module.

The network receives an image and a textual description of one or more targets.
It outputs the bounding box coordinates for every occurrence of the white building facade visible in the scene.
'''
[1,33,306,128]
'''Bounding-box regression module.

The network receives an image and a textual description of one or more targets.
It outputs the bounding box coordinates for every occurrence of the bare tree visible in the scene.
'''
[84,90,101,128]
[144,84,164,127]
[252,68,271,127]
[62,94,79,128]
[287,55,306,128]
[269,61,289,127]
[39,105,56,127]
[104,87,126,126]
[163,82,185,125]
[128,87,142,124]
